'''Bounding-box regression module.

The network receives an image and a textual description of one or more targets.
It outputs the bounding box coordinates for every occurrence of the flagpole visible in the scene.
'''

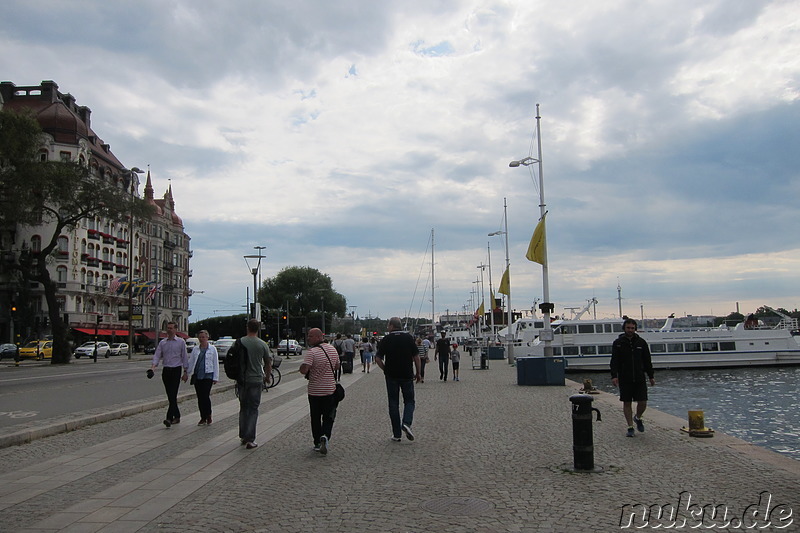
[503,199,513,363]
[486,241,495,337]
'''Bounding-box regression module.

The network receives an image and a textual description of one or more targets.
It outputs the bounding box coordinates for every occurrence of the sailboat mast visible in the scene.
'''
[431,228,435,330]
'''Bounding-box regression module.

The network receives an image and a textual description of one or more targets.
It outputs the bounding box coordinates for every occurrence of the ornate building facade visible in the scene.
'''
[0,80,193,345]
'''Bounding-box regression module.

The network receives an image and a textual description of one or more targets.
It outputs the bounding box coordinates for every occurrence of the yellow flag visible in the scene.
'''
[490,290,496,309]
[498,268,510,295]
[525,216,546,265]
[476,301,485,316]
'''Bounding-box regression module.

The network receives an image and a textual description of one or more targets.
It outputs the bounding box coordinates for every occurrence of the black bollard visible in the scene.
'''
[569,394,601,471]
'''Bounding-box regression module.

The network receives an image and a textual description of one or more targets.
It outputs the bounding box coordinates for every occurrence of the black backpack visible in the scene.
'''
[223,338,247,383]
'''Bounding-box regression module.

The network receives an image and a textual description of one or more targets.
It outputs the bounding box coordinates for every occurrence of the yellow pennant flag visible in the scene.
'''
[498,267,510,296]
[525,216,547,265]
[490,289,496,309]
[476,301,485,316]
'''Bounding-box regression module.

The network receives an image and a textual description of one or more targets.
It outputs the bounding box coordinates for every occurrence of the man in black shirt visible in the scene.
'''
[435,331,451,381]
[610,318,656,438]
[375,317,421,442]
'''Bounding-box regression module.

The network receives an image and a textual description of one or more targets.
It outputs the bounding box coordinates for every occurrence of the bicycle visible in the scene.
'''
[263,355,283,390]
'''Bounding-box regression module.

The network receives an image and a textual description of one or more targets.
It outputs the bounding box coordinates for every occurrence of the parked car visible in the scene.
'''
[0,343,18,360]
[185,337,200,354]
[214,337,236,361]
[277,339,303,356]
[74,341,111,359]
[144,344,156,355]
[19,340,53,360]
[108,343,129,356]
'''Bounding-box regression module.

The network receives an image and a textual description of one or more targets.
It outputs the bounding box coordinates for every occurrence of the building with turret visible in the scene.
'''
[0,80,192,347]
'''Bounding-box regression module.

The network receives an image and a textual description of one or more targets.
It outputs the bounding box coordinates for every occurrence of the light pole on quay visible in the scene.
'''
[509,104,553,358]
[243,251,265,334]
[489,197,513,363]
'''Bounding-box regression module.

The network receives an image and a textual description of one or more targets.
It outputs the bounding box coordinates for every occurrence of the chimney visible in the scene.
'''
[78,105,91,128]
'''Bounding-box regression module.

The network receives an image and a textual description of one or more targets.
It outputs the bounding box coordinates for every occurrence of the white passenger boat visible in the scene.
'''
[504,303,800,371]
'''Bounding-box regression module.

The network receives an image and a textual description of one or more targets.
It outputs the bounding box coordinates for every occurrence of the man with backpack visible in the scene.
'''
[236,319,272,449]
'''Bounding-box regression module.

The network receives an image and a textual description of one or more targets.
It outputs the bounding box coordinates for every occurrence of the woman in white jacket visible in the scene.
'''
[186,330,219,425]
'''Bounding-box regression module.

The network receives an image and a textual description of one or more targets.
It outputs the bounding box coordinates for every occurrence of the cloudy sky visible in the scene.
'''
[4,0,800,323]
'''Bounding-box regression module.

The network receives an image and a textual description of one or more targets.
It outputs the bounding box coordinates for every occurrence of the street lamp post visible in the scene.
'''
[509,104,553,358]
[489,197,513,363]
[243,252,265,334]
[124,167,144,359]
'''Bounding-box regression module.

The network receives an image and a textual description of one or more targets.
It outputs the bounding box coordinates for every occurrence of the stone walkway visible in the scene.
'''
[0,356,797,532]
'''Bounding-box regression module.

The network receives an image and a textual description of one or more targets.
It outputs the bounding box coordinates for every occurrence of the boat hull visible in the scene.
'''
[555,350,800,372]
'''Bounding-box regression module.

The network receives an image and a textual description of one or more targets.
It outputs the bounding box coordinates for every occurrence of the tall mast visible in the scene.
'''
[431,228,435,329]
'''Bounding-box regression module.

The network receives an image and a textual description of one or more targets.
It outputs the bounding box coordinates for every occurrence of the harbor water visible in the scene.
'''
[587,366,800,461]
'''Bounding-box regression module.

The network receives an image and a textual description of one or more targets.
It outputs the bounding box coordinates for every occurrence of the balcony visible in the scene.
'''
[87,229,100,241]
[163,240,176,249]
[101,260,114,271]
[162,262,174,271]
[115,265,127,274]
[115,238,128,249]
[100,232,114,244]
[162,284,174,292]
[56,250,69,262]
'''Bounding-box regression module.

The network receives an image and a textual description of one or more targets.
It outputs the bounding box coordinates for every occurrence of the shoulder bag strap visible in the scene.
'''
[319,344,339,383]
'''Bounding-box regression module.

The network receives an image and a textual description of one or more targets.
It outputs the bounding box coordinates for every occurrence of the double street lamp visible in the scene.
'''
[243,248,265,333]
[123,167,144,359]
[509,104,553,357]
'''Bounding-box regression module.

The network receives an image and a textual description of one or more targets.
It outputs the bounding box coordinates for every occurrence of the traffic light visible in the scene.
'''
[281,312,288,325]
[10,302,16,313]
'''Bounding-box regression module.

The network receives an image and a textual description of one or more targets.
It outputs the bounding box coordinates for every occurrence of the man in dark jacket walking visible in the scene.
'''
[610,318,655,437]
[376,317,421,442]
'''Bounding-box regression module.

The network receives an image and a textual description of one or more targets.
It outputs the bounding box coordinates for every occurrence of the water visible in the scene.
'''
[587,366,800,461]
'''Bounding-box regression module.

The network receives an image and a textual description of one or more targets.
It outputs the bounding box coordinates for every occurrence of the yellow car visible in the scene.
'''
[19,340,53,360]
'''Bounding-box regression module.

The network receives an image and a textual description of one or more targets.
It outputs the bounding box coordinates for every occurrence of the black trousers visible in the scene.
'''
[194,378,214,419]
[308,393,337,446]
[162,366,183,421]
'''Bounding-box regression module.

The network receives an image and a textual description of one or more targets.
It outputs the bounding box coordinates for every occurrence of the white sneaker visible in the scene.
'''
[319,435,328,455]
[402,423,415,441]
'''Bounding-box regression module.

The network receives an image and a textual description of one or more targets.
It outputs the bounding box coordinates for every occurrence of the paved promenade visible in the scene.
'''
[0,355,797,532]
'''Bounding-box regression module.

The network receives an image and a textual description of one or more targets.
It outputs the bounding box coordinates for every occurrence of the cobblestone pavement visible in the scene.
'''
[0,357,797,532]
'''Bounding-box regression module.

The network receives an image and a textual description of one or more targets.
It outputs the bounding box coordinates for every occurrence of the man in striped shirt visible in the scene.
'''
[300,328,340,455]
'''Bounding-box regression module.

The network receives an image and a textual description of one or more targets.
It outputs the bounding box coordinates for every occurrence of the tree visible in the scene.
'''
[0,109,153,363]
[259,266,347,325]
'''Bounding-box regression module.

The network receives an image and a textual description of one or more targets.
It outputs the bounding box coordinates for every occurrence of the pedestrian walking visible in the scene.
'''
[187,330,219,425]
[610,318,656,437]
[375,317,421,443]
[342,334,356,374]
[332,334,344,379]
[434,331,450,381]
[300,328,340,455]
[150,321,188,428]
[416,337,429,382]
[238,319,272,449]
[362,337,375,373]
[451,343,461,381]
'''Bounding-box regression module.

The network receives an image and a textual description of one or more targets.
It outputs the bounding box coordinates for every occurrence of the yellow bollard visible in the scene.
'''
[681,409,714,438]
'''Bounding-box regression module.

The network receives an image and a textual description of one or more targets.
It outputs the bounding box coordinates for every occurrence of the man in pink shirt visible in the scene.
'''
[150,322,188,428]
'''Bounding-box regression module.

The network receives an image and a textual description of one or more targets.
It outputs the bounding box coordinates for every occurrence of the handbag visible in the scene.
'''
[322,345,345,402]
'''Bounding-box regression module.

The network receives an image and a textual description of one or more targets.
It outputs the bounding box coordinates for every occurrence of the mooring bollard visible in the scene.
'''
[569,394,602,471]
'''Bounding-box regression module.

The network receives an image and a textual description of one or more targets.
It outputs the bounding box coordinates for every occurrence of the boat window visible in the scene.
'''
[580,345,596,355]
[534,321,544,329]
[560,325,577,335]
[604,324,615,333]
[578,324,594,334]
[552,347,561,356]
[685,342,701,352]
[702,342,719,351]
[667,343,683,352]
[562,346,579,355]
[597,345,613,354]
[720,342,736,351]
[650,343,666,353]
[612,323,624,333]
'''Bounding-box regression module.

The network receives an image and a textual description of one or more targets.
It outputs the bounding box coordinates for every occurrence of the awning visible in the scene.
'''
[73,328,138,336]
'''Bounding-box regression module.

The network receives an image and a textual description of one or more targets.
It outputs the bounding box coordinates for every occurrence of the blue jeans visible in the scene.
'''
[237,382,262,443]
[385,377,415,438]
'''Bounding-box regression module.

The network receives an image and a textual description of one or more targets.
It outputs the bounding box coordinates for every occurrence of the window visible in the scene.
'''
[31,235,42,252]
[56,266,67,282]
[580,345,596,355]
[59,151,71,162]
[702,342,719,352]
[650,343,667,353]
[720,342,736,351]
[552,347,562,356]
[667,343,683,352]
[685,342,701,352]
[597,345,613,354]
[58,235,69,253]
[562,346,579,356]
[612,323,624,333]
[578,324,594,334]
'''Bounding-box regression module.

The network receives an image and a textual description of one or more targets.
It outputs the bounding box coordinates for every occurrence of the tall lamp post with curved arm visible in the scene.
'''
[489,196,513,363]
[123,167,144,359]
[509,104,553,358]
